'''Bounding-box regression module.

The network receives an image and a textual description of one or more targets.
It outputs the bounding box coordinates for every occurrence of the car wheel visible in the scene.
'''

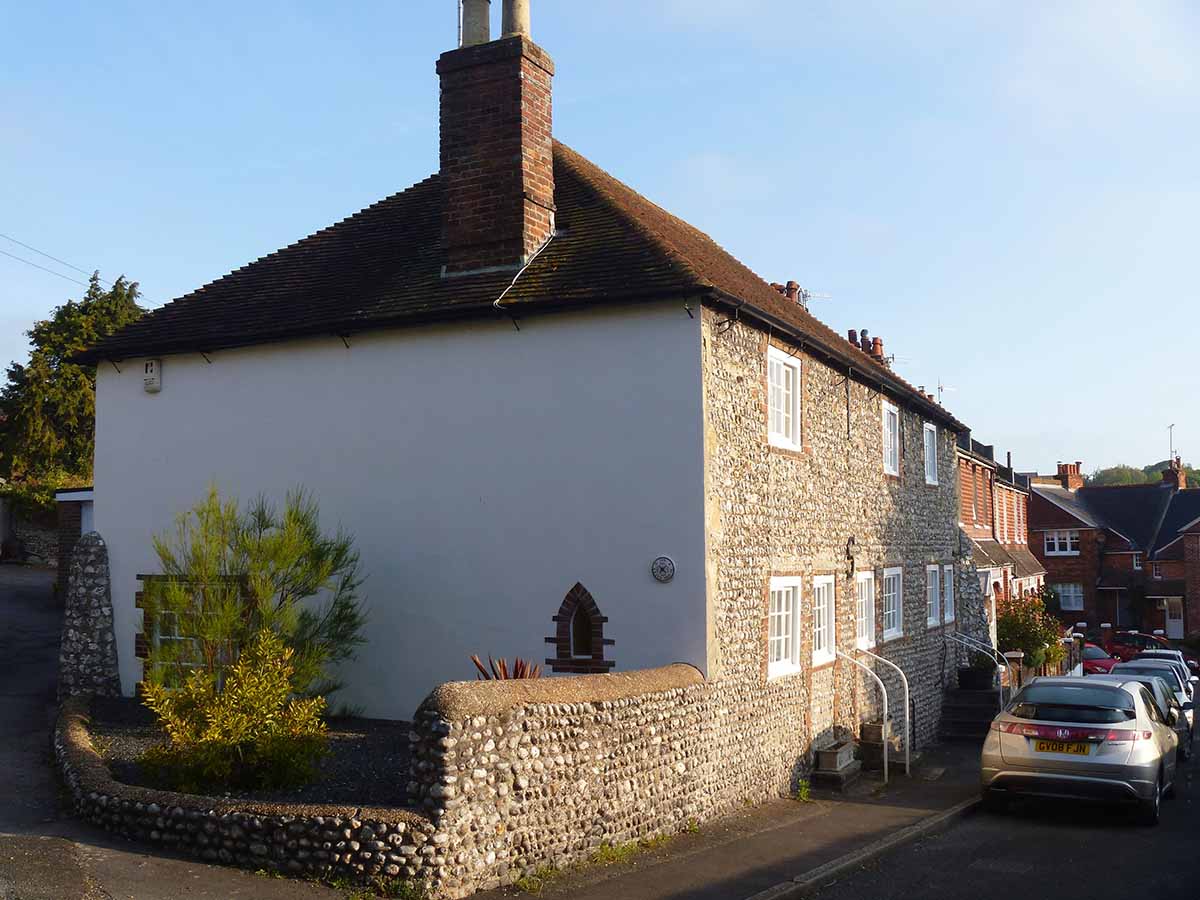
[981,789,1007,814]
[1138,773,1162,826]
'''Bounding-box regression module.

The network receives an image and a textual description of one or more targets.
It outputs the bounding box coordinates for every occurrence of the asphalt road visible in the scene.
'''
[0,565,340,900]
[809,743,1200,900]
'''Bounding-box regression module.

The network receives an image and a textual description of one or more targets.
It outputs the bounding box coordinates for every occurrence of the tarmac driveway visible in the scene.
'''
[0,565,340,900]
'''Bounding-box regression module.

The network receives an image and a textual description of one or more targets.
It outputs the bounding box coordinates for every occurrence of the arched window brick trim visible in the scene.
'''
[544,582,615,673]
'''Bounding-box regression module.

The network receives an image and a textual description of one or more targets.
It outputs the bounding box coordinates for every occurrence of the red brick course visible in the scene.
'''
[437,36,556,274]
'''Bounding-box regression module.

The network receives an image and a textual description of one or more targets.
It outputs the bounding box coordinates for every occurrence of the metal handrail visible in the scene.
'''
[946,632,1012,712]
[857,647,910,776]
[837,649,889,785]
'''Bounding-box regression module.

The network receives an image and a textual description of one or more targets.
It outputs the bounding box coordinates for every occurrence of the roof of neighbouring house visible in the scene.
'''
[1032,485,1106,530]
[1032,481,1200,557]
[1007,544,1046,579]
[970,538,1014,571]
[77,143,963,430]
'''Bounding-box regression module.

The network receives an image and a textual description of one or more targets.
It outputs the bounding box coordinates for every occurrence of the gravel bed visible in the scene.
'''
[88,697,412,807]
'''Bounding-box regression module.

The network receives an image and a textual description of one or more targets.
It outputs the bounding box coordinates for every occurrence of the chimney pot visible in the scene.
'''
[848,329,858,345]
[872,336,884,359]
[785,280,799,302]
[461,0,491,46]
[502,0,532,38]
[860,330,871,353]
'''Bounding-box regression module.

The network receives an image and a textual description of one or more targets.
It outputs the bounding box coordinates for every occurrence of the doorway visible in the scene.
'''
[1166,598,1184,640]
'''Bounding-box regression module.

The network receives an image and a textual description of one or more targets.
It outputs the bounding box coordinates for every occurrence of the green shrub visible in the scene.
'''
[140,630,327,793]
[997,587,1065,669]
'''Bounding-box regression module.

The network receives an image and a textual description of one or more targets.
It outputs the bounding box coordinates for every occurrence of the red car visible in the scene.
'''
[1107,631,1200,673]
[1081,642,1119,674]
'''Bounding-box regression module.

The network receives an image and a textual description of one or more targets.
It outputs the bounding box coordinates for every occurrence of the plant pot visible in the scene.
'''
[958,666,994,691]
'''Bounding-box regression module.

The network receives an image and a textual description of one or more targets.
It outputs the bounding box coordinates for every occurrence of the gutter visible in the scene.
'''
[702,289,967,432]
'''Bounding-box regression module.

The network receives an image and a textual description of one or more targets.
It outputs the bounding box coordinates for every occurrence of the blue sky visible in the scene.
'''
[4,1,1197,473]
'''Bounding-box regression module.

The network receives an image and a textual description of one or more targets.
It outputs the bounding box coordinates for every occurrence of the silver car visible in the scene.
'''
[1113,660,1194,728]
[1133,653,1198,696]
[1087,673,1193,761]
[981,677,1178,824]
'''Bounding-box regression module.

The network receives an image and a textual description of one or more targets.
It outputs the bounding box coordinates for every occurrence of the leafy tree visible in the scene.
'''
[142,486,367,698]
[1087,460,1200,487]
[0,273,142,510]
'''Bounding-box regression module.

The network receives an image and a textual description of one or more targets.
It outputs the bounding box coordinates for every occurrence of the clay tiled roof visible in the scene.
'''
[79,143,963,429]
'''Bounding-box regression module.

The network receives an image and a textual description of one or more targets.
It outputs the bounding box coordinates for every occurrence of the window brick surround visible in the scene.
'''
[544,582,614,673]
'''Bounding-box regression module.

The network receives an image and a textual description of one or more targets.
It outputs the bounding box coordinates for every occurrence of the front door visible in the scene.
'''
[1166,598,1184,639]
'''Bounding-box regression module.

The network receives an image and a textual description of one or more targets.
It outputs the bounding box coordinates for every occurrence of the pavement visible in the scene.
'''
[805,750,1200,900]
[477,743,982,900]
[0,565,341,900]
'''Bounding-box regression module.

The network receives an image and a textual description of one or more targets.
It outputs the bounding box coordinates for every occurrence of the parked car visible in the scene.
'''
[981,677,1178,825]
[1111,661,1194,728]
[1107,631,1200,672]
[1082,643,1119,674]
[1136,649,1199,682]
[1129,656,1196,699]
[1088,674,1193,761]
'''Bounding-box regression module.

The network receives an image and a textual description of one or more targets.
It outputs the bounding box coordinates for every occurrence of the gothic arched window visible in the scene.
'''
[545,582,614,673]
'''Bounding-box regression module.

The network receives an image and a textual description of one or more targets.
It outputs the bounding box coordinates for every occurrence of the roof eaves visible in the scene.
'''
[703,289,966,432]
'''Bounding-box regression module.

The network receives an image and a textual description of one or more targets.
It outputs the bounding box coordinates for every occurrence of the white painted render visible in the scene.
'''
[93,303,707,719]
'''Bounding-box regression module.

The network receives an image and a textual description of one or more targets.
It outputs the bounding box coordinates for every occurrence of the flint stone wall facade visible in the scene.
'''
[14,518,57,566]
[58,532,122,701]
[699,309,988,757]
[62,666,799,898]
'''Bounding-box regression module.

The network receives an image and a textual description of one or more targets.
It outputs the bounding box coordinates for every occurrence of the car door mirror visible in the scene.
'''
[1184,701,1195,712]
[1190,676,1199,685]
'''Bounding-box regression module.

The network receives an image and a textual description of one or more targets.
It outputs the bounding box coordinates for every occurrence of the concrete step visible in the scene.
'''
[811,759,863,792]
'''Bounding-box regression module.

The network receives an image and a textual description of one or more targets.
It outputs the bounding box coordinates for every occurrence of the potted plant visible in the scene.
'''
[958,651,995,690]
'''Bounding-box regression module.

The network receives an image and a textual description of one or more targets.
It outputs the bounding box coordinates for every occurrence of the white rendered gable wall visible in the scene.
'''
[93,302,707,719]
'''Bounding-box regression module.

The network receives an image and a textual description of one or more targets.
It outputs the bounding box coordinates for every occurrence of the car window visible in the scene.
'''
[1115,666,1184,692]
[1140,687,1164,723]
[1009,684,1136,723]
[1083,646,1110,660]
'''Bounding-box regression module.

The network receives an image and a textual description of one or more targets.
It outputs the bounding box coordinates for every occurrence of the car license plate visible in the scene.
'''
[1034,740,1089,755]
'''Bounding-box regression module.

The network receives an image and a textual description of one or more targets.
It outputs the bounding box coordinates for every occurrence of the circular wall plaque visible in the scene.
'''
[651,556,676,583]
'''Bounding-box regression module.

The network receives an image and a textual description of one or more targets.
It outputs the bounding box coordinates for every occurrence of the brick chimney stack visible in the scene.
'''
[1162,456,1187,490]
[438,0,556,275]
[1057,461,1085,491]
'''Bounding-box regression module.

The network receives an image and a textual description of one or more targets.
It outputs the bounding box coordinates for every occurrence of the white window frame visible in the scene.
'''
[1056,582,1084,611]
[812,574,836,666]
[882,566,904,640]
[923,423,938,485]
[767,346,802,451]
[942,563,955,623]
[855,571,876,650]
[925,565,941,627]
[1152,561,1164,580]
[882,400,900,476]
[1044,529,1081,556]
[1133,552,1143,571]
[767,576,802,679]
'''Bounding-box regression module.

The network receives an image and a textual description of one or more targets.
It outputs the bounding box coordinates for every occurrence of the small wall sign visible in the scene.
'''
[650,556,675,584]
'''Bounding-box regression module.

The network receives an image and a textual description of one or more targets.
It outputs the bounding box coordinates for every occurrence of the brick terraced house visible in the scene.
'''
[1029,459,1200,637]
[956,436,1044,643]
[78,1,985,776]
